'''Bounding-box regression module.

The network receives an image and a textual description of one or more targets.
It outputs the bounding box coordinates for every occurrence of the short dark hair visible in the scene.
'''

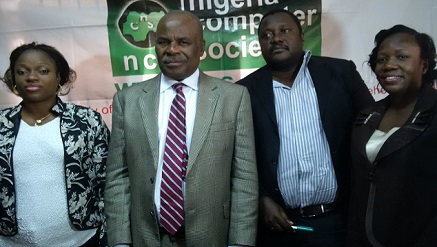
[1,42,76,95]
[258,9,303,35]
[368,24,436,83]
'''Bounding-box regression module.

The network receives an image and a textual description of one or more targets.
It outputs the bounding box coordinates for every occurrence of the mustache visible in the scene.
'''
[270,44,288,51]
[162,55,187,64]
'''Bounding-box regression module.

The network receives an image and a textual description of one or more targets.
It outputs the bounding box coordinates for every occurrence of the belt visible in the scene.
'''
[286,203,336,218]
[160,226,186,241]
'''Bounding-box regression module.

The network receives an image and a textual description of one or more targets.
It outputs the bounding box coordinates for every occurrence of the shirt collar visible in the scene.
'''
[273,50,312,89]
[302,50,312,66]
[160,69,200,93]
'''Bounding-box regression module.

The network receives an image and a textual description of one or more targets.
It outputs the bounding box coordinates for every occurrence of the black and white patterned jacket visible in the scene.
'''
[0,97,109,246]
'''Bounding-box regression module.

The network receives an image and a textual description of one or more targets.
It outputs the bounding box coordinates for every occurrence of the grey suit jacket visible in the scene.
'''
[105,72,258,247]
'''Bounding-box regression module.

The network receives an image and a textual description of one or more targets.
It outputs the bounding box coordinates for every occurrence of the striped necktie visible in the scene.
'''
[160,83,188,235]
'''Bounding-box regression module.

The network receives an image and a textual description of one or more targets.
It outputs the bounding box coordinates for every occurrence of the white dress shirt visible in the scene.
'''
[154,69,199,221]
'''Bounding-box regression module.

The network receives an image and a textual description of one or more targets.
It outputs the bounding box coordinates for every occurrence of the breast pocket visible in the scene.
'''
[209,121,235,139]
[204,122,235,159]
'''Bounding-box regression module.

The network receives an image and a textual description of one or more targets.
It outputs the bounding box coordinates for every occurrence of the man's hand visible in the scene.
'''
[260,196,293,232]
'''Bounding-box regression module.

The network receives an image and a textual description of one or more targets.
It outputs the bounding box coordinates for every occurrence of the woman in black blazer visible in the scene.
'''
[347,25,437,247]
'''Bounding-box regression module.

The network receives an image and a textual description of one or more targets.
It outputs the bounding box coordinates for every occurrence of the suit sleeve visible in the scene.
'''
[105,92,132,247]
[228,87,259,246]
[344,60,375,115]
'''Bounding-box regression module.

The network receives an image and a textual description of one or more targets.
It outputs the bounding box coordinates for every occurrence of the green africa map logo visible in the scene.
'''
[122,11,163,48]
[119,2,166,48]
[107,0,170,76]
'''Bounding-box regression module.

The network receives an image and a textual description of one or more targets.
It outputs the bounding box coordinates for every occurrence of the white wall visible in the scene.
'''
[322,0,436,100]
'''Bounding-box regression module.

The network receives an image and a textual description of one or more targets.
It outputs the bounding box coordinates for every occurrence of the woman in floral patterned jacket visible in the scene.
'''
[0,42,109,246]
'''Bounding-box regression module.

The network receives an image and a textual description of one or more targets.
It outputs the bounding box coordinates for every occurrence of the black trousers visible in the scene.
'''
[257,210,346,247]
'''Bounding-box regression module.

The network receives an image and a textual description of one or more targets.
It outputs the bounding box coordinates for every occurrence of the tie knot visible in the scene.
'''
[172,83,184,92]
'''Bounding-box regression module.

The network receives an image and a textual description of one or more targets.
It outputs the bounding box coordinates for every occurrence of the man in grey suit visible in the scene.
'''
[105,10,258,247]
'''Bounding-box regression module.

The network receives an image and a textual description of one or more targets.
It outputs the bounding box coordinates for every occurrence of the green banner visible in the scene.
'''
[106,0,321,76]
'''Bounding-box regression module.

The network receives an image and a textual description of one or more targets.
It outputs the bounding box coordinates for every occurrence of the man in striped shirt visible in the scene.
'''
[237,9,374,247]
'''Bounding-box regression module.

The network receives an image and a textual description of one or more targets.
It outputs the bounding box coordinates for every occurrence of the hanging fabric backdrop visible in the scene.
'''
[0,0,435,129]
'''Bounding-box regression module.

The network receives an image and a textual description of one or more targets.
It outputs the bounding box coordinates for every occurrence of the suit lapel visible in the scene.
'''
[138,75,161,169]
[252,66,277,125]
[251,61,330,126]
[353,106,385,160]
[376,86,437,161]
[354,86,437,162]
[308,58,331,117]
[187,72,219,173]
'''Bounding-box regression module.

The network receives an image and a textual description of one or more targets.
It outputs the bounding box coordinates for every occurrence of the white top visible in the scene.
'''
[366,127,400,163]
[154,69,199,221]
[0,117,96,247]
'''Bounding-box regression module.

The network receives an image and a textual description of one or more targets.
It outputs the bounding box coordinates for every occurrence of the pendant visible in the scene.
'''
[29,112,52,127]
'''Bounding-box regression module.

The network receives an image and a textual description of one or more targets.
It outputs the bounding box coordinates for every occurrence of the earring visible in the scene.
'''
[57,84,62,94]
[423,68,428,75]
[12,85,19,95]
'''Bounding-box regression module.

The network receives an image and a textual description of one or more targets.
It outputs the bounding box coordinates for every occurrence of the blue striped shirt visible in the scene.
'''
[274,51,337,208]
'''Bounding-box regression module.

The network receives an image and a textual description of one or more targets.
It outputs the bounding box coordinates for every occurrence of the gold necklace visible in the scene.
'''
[34,113,52,126]
[23,111,52,126]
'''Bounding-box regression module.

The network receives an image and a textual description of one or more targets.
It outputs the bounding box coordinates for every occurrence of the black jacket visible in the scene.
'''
[237,56,374,216]
[348,85,437,247]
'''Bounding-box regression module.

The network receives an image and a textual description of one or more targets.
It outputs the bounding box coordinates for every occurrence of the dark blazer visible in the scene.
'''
[0,98,110,246]
[237,56,374,214]
[347,85,437,247]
